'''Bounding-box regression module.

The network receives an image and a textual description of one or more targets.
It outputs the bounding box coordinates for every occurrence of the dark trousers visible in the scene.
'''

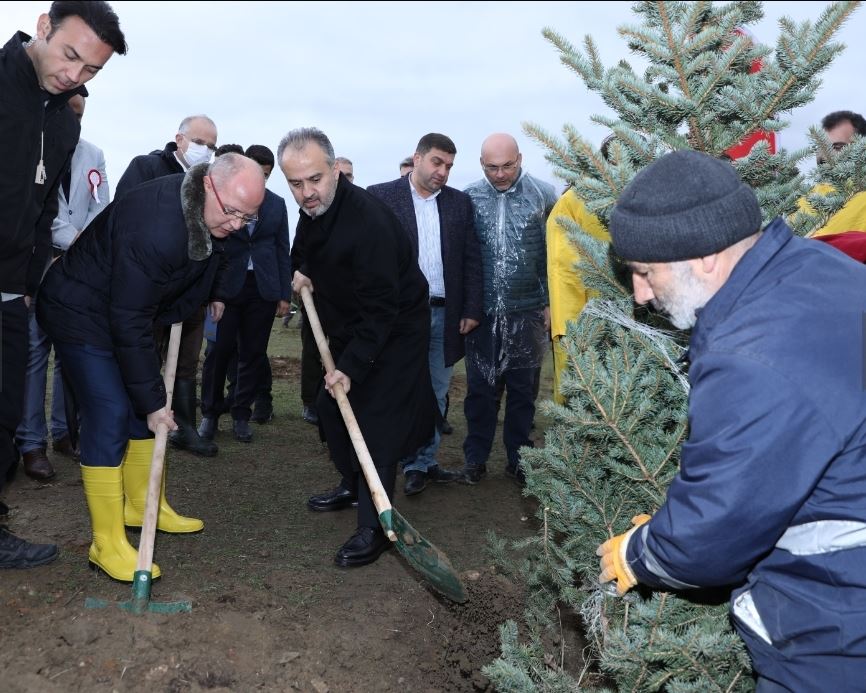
[317,387,396,529]
[200,272,276,421]
[463,312,543,470]
[225,353,272,409]
[300,307,323,406]
[53,341,150,467]
[0,298,29,490]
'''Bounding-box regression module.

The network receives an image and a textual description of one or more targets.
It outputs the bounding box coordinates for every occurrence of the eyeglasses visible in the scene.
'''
[188,136,217,153]
[208,175,258,224]
[483,160,519,174]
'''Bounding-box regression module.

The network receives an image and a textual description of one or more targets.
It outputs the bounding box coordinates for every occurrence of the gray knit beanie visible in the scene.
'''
[610,150,762,262]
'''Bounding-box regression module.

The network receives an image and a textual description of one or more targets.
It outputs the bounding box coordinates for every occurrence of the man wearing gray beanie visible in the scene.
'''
[598,149,866,689]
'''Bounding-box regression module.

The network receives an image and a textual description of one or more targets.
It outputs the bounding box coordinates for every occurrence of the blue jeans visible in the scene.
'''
[402,306,452,474]
[16,303,68,453]
[463,310,544,470]
[53,341,150,467]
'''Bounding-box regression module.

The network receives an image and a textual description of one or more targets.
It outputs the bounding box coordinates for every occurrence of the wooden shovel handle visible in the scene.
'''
[136,322,182,572]
[299,287,395,532]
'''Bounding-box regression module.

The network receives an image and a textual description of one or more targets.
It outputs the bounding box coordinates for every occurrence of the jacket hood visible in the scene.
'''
[180,163,212,261]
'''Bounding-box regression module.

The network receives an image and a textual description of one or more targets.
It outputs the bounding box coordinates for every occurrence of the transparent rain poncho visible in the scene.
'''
[464,171,558,385]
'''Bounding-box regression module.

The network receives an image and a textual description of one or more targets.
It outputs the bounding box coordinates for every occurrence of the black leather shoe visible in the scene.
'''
[427,465,463,483]
[251,398,274,424]
[460,464,487,485]
[0,500,8,517]
[307,486,358,512]
[198,416,218,441]
[0,528,58,568]
[334,527,391,568]
[232,419,253,443]
[302,406,319,426]
[403,470,428,496]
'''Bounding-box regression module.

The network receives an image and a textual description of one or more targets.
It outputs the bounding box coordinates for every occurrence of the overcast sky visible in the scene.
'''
[4,1,864,211]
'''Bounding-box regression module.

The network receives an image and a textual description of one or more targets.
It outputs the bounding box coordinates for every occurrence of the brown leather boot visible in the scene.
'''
[22,448,55,481]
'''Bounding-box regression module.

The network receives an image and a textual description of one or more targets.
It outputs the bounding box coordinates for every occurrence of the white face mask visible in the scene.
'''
[183,140,212,167]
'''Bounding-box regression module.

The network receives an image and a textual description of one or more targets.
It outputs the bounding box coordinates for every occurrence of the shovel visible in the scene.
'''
[300,286,466,603]
[85,322,192,614]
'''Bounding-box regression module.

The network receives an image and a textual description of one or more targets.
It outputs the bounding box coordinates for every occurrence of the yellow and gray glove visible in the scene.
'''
[596,514,652,596]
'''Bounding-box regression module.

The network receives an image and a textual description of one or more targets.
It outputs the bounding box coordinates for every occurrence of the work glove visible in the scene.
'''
[597,514,652,596]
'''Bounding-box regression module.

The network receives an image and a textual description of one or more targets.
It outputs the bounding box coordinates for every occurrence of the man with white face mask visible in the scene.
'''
[113,114,220,458]
[115,114,217,196]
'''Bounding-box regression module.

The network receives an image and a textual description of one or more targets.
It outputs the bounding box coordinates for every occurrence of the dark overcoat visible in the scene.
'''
[114,141,184,199]
[37,166,224,417]
[293,176,435,469]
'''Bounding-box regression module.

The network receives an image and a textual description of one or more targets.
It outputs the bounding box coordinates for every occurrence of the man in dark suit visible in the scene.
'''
[198,145,292,444]
[280,127,436,567]
[368,133,483,496]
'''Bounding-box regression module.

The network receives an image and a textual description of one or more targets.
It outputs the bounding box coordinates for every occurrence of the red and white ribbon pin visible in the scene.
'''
[87,168,102,204]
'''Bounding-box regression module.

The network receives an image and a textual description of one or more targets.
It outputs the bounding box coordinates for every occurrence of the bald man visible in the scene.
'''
[37,154,264,581]
[461,133,556,485]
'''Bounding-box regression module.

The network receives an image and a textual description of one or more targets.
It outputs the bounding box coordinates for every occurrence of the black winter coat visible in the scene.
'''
[294,176,435,468]
[37,172,224,416]
[114,142,184,199]
[0,32,80,295]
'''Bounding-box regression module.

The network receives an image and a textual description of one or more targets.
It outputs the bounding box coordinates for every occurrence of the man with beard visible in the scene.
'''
[278,127,435,567]
[597,150,866,689]
[38,154,264,581]
[368,133,481,496]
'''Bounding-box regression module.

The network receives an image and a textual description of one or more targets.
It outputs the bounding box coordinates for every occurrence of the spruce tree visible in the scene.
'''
[484,2,861,691]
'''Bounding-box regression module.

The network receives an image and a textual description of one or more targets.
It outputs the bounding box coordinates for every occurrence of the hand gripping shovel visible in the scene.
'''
[300,286,466,603]
[85,323,192,614]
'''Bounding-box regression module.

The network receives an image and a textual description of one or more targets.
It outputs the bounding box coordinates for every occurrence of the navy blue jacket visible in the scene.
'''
[212,189,292,303]
[627,219,866,689]
[367,175,482,367]
[37,174,224,416]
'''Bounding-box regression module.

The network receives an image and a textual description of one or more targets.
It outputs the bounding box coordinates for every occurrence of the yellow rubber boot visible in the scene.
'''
[122,439,204,533]
[81,465,161,581]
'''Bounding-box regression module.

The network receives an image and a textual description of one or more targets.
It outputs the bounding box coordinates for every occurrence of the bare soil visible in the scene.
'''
[1,322,545,692]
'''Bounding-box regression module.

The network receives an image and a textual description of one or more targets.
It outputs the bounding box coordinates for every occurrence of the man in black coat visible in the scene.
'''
[114,114,220,457]
[0,0,126,570]
[368,133,482,496]
[37,154,265,581]
[199,145,292,444]
[278,127,436,567]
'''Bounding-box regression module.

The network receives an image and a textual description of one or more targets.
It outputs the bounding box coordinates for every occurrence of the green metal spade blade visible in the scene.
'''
[379,508,467,603]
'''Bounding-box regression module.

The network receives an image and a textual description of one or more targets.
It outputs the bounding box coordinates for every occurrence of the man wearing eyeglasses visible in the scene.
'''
[461,133,557,486]
[36,153,265,581]
[115,114,218,196]
[114,114,220,458]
